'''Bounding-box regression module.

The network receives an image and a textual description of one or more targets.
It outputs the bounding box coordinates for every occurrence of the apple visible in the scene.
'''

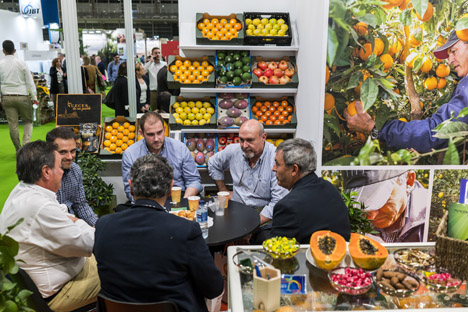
[274,68,284,78]
[278,60,289,71]
[284,68,295,78]
[259,76,269,84]
[227,133,235,139]
[268,61,278,70]
[269,76,280,84]
[218,136,227,145]
[280,76,291,85]
[233,136,240,143]
[264,68,274,78]
[253,68,263,78]
[257,61,268,71]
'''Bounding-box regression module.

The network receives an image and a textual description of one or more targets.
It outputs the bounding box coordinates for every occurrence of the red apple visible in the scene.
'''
[268,61,278,70]
[269,76,280,85]
[253,68,263,77]
[257,61,268,71]
[274,68,284,78]
[284,68,295,78]
[280,76,291,85]
[218,136,227,145]
[259,76,269,84]
[278,60,289,71]
[233,136,240,143]
[264,68,274,78]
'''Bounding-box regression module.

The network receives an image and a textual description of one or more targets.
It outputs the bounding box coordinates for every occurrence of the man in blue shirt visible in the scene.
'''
[122,112,202,202]
[46,127,98,226]
[344,31,468,153]
[107,54,121,85]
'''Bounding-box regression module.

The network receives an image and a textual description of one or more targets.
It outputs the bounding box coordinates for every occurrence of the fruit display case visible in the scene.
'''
[215,50,252,88]
[196,13,245,46]
[184,133,217,167]
[251,56,298,88]
[250,96,297,128]
[100,116,138,156]
[216,93,251,128]
[217,133,240,151]
[169,96,217,130]
[243,12,292,46]
[167,55,216,89]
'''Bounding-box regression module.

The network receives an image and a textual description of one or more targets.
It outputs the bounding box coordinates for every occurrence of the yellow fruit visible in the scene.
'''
[437,35,447,47]
[399,117,408,122]
[199,119,206,126]
[347,101,358,116]
[353,22,369,36]
[388,37,402,55]
[191,120,199,126]
[203,101,212,108]
[424,76,438,90]
[129,125,136,132]
[380,54,393,70]
[128,132,135,139]
[420,56,433,73]
[373,38,385,56]
[382,0,404,7]
[359,43,373,61]
[437,78,447,89]
[105,132,112,140]
[435,64,450,77]
[183,119,191,126]
[207,107,215,114]
[204,113,212,121]
[405,52,419,68]
[409,33,422,47]
[112,122,119,129]
[438,192,444,198]
[415,2,433,22]
[324,93,335,111]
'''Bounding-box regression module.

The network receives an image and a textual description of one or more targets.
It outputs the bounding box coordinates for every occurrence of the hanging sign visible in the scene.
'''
[19,0,42,19]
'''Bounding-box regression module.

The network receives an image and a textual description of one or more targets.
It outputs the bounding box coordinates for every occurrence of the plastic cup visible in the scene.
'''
[216,196,225,216]
[188,196,200,211]
[171,186,182,203]
[217,191,230,208]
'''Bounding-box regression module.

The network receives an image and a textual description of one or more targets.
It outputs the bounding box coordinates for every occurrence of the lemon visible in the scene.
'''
[261,18,269,25]
[253,29,261,36]
[179,112,187,120]
[252,18,261,26]
[281,24,289,31]
[200,108,207,114]
[246,29,254,36]
[187,113,195,121]
[183,119,191,126]
[277,18,285,25]
[172,102,180,109]
[175,107,183,114]
[195,113,204,120]
[172,113,180,119]
[191,119,199,126]
[438,192,444,198]
[195,101,203,108]
[245,18,252,25]
[175,118,183,124]
[203,102,211,108]
[248,24,256,31]
[257,24,264,30]
[188,101,195,108]
[184,107,191,114]
[207,107,215,114]
[204,113,212,121]
[192,107,200,114]
[180,101,188,108]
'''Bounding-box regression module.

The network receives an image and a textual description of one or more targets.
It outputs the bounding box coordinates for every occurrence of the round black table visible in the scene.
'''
[165,197,260,247]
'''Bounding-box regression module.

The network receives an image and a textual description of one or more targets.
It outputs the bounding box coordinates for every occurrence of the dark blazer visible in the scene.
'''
[113,76,128,117]
[49,67,67,94]
[269,172,351,244]
[94,199,224,312]
[97,62,106,76]
[135,74,150,113]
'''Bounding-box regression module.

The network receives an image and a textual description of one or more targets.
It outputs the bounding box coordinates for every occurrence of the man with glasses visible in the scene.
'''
[208,119,288,224]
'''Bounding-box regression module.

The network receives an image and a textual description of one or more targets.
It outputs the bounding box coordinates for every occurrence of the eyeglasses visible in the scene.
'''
[238,161,262,194]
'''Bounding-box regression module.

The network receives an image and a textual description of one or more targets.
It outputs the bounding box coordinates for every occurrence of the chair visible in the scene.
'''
[97,294,179,312]
[10,268,96,312]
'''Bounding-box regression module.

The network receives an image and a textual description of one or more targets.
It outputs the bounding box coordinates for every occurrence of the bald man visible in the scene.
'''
[208,120,288,224]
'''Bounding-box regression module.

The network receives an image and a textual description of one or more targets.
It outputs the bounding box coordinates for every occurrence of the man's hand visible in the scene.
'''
[343,101,375,134]
[183,187,199,198]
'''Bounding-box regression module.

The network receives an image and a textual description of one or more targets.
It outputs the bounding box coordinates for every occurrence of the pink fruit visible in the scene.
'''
[259,76,269,84]
[280,76,291,85]
[285,68,295,78]
[219,99,234,109]
[269,76,279,85]
[264,69,274,78]
[274,68,284,78]
[253,68,263,77]
[195,152,205,165]
[218,136,227,145]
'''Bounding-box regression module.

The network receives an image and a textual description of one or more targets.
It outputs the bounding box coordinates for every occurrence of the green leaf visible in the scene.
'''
[329,0,347,20]
[360,78,379,111]
[433,121,468,139]
[15,289,32,304]
[443,138,460,165]
[347,71,363,89]
[455,17,468,31]
[456,106,468,119]
[412,0,428,19]
[0,235,19,258]
[373,7,387,25]
[375,77,395,90]
[358,13,378,28]
[400,9,412,26]
[323,155,355,166]
[327,26,339,67]
[6,219,23,234]
[323,114,342,138]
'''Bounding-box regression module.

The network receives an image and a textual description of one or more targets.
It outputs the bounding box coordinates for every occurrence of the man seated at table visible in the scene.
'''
[94,154,224,311]
[263,138,351,244]
[122,111,202,202]
[208,119,288,224]
[0,141,99,312]
[46,127,98,226]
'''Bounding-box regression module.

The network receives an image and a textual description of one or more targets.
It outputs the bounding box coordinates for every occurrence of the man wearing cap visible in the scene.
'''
[343,170,428,243]
[344,31,468,153]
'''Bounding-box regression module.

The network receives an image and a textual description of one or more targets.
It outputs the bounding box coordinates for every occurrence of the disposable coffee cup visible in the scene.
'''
[217,191,230,208]
[188,196,200,211]
[171,186,182,203]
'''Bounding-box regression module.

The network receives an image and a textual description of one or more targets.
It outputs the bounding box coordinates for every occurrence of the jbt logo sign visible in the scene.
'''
[19,0,41,18]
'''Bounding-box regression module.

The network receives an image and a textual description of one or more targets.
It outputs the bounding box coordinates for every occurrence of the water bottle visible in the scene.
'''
[196,204,209,239]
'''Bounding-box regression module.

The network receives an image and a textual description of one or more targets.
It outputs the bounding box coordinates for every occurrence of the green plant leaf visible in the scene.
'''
[323,155,355,166]
[412,0,428,19]
[6,219,23,234]
[327,26,339,67]
[455,17,468,31]
[347,71,363,89]
[433,121,468,139]
[400,9,412,26]
[0,235,19,258]
[360,78,379,111]
[443,138,460,165]
[358,13,378,28]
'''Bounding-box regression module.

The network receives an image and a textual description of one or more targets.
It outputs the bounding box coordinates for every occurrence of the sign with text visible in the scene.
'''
[56,94,102,126]
[19,0,42,19]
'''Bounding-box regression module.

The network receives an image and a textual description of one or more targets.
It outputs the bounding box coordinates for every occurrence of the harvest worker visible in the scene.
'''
[0,141,99,311]
[46,127,98,226]
[95,154,224,311]
[0,40,37,151]
[144,47,166,111]
[107,53,121,85]
[122,111,202,202]
[344,30,468,153]
[343,170,428,243]
[264,138,351,244]
[208,119,288,224]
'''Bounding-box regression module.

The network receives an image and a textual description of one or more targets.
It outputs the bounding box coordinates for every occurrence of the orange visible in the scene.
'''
[256,110,263,117]
[197,23,204,30]
[111,129,118,136]
[105,125,113,132]
[109,143,117,151]
[122,136,129,143]
[265,120,273,125]
[353,22,368,36]
[234,23,242,31]
[229,19,237,25]
[347,101,358,116]
[183,60,191,67]
[405,51,419,68]
[274,120,282,125]
[399,117,408,122]
[325,66,330,84]
[260,115,268,122]
[437,78,447,89]
[252,106,258,113]
[456,14,468,41]
[115,147,122,154]
[220,18,227,25]
[415,2,433,22]
[383,0,403,7]
[110,136,117,143]
[212,18,219,25]
[380,54,393,70]
[255,101,263,107]
[359,43,373,61]
[273,101,280,107]
[122,129,130,135]
[129,125,136,132]
[128,132,135,139]
[104,140,111,147]
[117,132,124,139]
[105,132,112,140]
[436,64,450,77]
[420,56,433,73]
[169,65,177,73]
[121,143,129,151]
[175,60,182,67]
[116,140,123,147]
[373,38,385,56]
[409,32,422,47]
[388,36,402,55]
[264,101,271,107]
[281,100,288,107]
[424,76,437,90]
[437,35,446,47]
[128,140,135,146]
[118,126,124,132]
[324,93,335,111]
[112,122,119,129]
[399,0,411,10]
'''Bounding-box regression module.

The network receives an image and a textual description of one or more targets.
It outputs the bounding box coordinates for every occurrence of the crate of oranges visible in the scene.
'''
[169,96,217,130]
[251,96,297,128]
[196,13,244,45]
[100,116,137,155]
[167,55,216,89]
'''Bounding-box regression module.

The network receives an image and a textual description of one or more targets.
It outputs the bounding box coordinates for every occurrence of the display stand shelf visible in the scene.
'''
[180,87,298,94]
[174,128,296,134]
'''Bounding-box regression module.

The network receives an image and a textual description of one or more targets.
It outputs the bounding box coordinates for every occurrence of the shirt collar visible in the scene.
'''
[25,182,58,200]
[143,138,166,155]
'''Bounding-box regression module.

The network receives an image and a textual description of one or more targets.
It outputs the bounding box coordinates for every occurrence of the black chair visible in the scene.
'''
[10,268,96,312]
[97,294,179,312]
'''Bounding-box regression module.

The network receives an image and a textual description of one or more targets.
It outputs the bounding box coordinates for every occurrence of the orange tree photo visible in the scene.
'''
[323,0,468,165]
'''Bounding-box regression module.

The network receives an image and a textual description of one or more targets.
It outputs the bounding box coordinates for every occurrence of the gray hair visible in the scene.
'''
[17,140,56,184]
[276,138,317,175]
[130,154,174,199]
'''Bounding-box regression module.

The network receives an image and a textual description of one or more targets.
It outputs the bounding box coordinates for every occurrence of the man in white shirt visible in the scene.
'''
[144,47,166,112]
[0,141,100,312]
[0,40,37,151]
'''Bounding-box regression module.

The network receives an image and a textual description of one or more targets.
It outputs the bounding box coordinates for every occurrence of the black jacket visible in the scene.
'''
[94,199,224,312]
[270,172,351,244]
[135,74,150,113]
[113,76,128,117]
[49,67,67,94]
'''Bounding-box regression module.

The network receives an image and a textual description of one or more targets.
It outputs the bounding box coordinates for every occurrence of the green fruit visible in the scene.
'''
[225,55,233,63]
[218,68,226,76]
[234,69,243,77]
[241,72,252,82]
[234,61,243,69]
[233,53,241,61]
[226,71,235,81]
[226,63,234,71]
[233,77,242,86]
[217,60,225,67]
[241,56,250,65]
[240,51,249,57]
[242,65,251,73]
[227,51,234,57]
[219,76,228,84]
[217,52,226,60]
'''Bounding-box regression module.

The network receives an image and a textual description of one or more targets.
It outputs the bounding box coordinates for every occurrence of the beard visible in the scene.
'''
[243,150,255,159]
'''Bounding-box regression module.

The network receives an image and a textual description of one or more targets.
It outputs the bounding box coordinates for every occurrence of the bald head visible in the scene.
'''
[239,119,267,160]
[239,119,264,137]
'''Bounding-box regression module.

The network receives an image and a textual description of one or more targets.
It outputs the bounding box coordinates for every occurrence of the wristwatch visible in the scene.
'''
[370,125,379,140]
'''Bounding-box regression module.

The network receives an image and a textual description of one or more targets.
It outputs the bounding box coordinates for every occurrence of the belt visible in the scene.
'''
[2,94,28,97]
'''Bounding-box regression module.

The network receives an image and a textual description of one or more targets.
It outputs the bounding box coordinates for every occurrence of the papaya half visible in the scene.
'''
[310,230,346,270]
[348,233,388,270]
